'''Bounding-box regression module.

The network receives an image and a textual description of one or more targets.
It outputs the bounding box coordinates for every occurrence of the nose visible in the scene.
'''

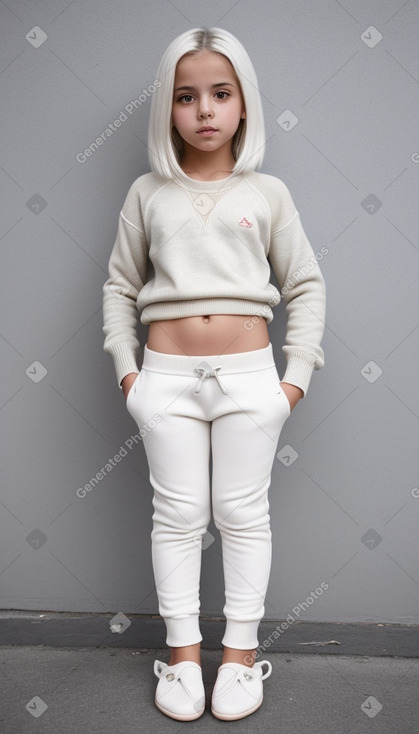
[198,94,213,119]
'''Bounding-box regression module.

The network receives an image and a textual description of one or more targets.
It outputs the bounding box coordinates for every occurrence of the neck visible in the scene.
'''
[180,143,236,181]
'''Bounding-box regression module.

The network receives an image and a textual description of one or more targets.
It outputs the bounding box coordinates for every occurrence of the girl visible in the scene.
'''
[103,27,326,722]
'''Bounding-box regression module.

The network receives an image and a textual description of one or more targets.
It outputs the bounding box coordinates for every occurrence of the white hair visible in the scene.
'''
[148,27,266,179]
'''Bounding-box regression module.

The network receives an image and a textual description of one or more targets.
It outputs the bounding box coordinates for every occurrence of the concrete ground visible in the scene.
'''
[0,647,418,733]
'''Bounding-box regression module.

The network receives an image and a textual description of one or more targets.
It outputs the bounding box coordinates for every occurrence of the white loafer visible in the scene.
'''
[154,659,206,721]
[211,659,272,720]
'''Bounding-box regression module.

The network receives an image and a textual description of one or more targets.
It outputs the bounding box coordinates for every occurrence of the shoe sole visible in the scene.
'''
[155,698,205,721]
[211,697,263,721]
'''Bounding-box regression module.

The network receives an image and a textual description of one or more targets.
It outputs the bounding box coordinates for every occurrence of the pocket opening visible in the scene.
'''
[126,371,141,404]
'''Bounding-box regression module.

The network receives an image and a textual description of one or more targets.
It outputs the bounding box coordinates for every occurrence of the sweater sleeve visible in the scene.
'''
[268,188,326,396]
[103,190,149,388]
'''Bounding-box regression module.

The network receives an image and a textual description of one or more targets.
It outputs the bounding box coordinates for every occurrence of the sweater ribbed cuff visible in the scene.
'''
[281,352,317,397]
[107,342,140,388]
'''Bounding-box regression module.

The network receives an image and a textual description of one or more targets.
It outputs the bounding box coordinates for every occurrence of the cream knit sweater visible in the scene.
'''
[103,169,326,395]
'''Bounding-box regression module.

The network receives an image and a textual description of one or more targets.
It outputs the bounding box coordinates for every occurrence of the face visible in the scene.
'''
[171,49,246,159]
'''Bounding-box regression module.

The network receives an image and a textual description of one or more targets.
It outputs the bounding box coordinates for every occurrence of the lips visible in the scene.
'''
[197,127,217,132]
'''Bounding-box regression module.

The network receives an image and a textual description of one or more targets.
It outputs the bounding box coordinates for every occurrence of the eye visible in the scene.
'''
[176,91,231,103]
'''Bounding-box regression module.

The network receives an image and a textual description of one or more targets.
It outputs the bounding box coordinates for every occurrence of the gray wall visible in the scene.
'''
[1,0,418,629]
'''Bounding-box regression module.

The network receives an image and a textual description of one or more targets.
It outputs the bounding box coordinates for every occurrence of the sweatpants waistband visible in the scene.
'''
[141,342,275,376]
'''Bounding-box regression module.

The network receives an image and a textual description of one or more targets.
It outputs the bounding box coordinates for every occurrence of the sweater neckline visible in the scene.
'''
[172,168,243,191]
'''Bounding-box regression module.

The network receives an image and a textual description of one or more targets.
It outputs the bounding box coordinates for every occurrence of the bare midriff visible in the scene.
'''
[147,314,270,356]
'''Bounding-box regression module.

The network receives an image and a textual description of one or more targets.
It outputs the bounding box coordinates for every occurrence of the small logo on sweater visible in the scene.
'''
[239,217,253,228]
[192,193,215,215]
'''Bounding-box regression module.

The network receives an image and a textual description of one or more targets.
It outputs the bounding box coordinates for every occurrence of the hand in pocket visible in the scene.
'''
[121,372,140,401]
[279,382,304,412]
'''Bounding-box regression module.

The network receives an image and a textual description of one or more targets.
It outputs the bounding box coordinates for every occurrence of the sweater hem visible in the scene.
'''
[140,298,275,325]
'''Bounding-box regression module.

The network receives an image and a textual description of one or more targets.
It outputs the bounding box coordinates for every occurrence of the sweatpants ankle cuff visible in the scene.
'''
[221,619,260,650]
[165,615,202,647]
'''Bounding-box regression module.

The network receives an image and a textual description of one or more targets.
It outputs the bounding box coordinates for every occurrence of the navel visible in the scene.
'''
[202,315,210,323]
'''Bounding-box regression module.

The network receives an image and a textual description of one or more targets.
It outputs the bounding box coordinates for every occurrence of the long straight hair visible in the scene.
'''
[148,27,266,179]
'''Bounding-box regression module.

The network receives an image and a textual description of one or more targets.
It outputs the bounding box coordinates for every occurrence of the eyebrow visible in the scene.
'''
[174,82,235,92]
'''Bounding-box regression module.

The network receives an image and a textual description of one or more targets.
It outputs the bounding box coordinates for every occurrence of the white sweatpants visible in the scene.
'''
[126,342,290,650]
